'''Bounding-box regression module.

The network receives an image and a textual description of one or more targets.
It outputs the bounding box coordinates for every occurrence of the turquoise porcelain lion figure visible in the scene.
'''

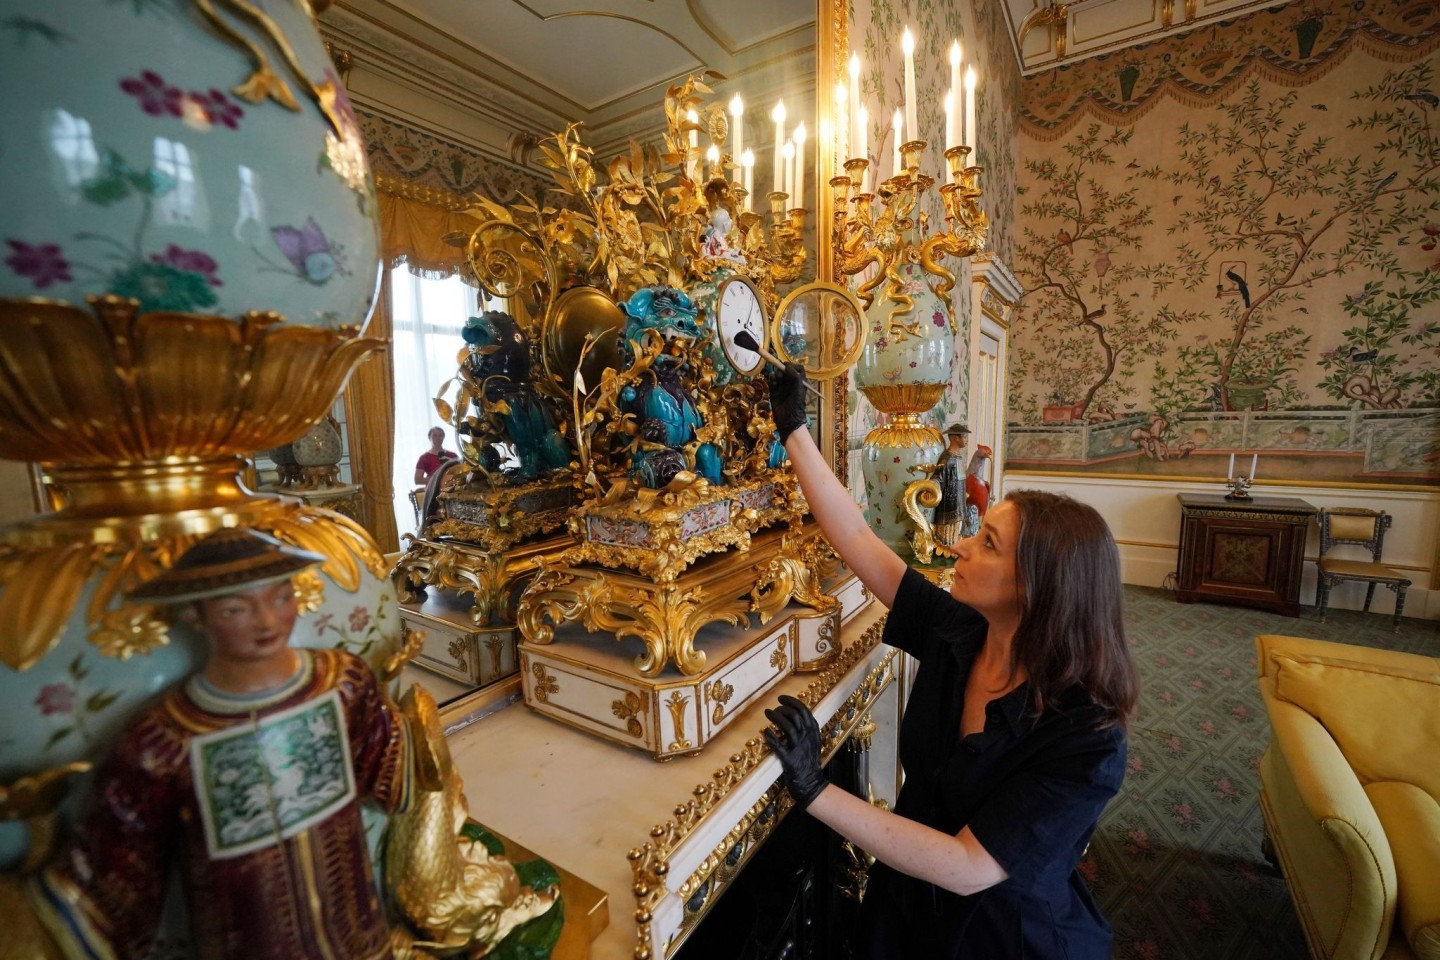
[617,286,723,488]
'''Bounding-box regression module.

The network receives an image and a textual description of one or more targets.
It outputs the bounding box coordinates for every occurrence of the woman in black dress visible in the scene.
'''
[763,365,1139,959]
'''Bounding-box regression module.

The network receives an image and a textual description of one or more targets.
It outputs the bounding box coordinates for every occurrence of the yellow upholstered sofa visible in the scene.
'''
[1256,634,1440,960]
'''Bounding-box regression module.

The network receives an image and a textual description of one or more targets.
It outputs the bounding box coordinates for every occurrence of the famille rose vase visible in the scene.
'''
[0,0,397,874]
[0,0,379,324]
[854,261,954,554]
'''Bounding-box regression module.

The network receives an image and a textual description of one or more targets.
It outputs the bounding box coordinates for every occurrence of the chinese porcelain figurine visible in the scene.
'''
[15,529,555,960]
[932,424,971,547]
[459,310,570,483]
[964,444,994,538]
[618,286,723,487]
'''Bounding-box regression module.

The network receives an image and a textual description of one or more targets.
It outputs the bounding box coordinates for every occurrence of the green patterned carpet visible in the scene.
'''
[1087,586,1434,960]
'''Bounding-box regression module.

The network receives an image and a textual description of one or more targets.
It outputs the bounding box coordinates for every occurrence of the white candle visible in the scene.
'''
[950,41,963,130]
[782,140,795,200]
[902,28,917,144]
[706,144,720,181]
[944,89,955,155]
[1250,454,1258,479]
[848,54,861,162]
[1227,453,1235,479]
[792,122,807,208]
[834,81,848,175]
[857,104,869,189]
[741,149,755,209]
[772,100,786,195]
[686,109,699,179]
[892,108,903,177]
[728,95,743,178]
[963,66,977,152]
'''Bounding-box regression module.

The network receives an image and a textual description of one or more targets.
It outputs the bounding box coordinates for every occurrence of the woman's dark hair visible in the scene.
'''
[1006,490,1139,728]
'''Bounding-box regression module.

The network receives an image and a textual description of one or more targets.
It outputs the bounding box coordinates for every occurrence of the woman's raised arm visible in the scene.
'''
[770,365,906,608]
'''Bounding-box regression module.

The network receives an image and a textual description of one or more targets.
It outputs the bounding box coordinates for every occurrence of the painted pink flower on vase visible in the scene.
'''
[5,239,72,288]
[190,89,244,129]
[314,612,334,634]
[150,245,222,286]
[348,606,371,633]
[932,310,945,327]
[119,71,185,117]
[35,683,76,716]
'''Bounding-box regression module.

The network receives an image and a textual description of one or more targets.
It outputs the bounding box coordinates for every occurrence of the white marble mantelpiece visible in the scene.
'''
[449,600,891,958]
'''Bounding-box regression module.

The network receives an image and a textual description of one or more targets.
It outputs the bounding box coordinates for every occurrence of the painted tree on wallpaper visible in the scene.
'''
[1149,67,1440,430]
[1012,125,1200,424]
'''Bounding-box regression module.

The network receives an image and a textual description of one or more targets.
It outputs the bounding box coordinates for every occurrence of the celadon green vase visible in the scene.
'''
[0,0,397,881]
[854,261,953,554]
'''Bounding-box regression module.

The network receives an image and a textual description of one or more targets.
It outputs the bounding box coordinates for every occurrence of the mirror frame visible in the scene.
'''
[816,0,847,483]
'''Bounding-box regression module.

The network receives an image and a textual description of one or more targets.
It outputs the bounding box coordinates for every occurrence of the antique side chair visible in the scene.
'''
[1316,507,1411,631]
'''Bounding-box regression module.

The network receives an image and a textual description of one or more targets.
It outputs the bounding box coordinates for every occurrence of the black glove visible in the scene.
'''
[763,694,827,810]
[765,362,810,443]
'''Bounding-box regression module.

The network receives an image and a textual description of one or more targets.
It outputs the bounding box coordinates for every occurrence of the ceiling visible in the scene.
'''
[320,0,815,154]
[319,0,1300,159]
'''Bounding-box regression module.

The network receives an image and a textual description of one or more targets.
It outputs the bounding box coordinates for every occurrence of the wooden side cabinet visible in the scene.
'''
[1175,494,1316,616]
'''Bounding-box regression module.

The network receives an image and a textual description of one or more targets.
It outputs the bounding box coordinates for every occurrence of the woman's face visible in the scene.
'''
[197,581,299,665]
[949,500,1022,620]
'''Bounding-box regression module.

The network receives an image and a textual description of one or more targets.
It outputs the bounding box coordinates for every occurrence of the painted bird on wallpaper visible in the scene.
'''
[1404,90,1439,107]
[1225,268,1251,308]
[1348,347,1379,363]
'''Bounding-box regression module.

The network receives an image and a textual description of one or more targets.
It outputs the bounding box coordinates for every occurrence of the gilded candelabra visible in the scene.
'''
[826,140,988,555]
[1224,475,1255,501]
[831,140,987,308]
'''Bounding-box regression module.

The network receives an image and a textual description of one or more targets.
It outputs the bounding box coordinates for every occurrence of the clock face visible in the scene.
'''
[715,276,768,378]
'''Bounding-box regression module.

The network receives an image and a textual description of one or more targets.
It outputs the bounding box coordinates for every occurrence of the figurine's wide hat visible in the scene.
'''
[944,423,971,437]
[127,528,326,605]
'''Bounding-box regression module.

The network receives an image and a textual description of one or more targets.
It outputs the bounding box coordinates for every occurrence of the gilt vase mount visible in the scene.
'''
[0,0,392,874]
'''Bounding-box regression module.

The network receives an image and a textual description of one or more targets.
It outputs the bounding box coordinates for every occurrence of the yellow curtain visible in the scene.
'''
[377,186,482,280]
[345,269,400,553]
[345,183,479,553]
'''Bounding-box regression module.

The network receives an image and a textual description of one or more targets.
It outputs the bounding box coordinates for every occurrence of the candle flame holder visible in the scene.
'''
[830,139,987,307]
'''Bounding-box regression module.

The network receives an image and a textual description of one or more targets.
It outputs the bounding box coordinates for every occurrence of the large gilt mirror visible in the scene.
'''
[318,0,837,714]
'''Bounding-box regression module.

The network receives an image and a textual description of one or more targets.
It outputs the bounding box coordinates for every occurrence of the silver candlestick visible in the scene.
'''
[1224,475,1254,501]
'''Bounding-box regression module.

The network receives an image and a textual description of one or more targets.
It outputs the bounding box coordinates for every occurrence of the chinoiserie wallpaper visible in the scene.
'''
[1009,0,1440,486]
[845,0,1021,493]
[356,111,548,205]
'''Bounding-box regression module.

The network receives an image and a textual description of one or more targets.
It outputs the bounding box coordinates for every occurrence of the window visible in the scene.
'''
[390,266,499,537]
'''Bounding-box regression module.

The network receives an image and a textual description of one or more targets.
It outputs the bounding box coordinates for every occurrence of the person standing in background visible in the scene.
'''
[414,426,457,484]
